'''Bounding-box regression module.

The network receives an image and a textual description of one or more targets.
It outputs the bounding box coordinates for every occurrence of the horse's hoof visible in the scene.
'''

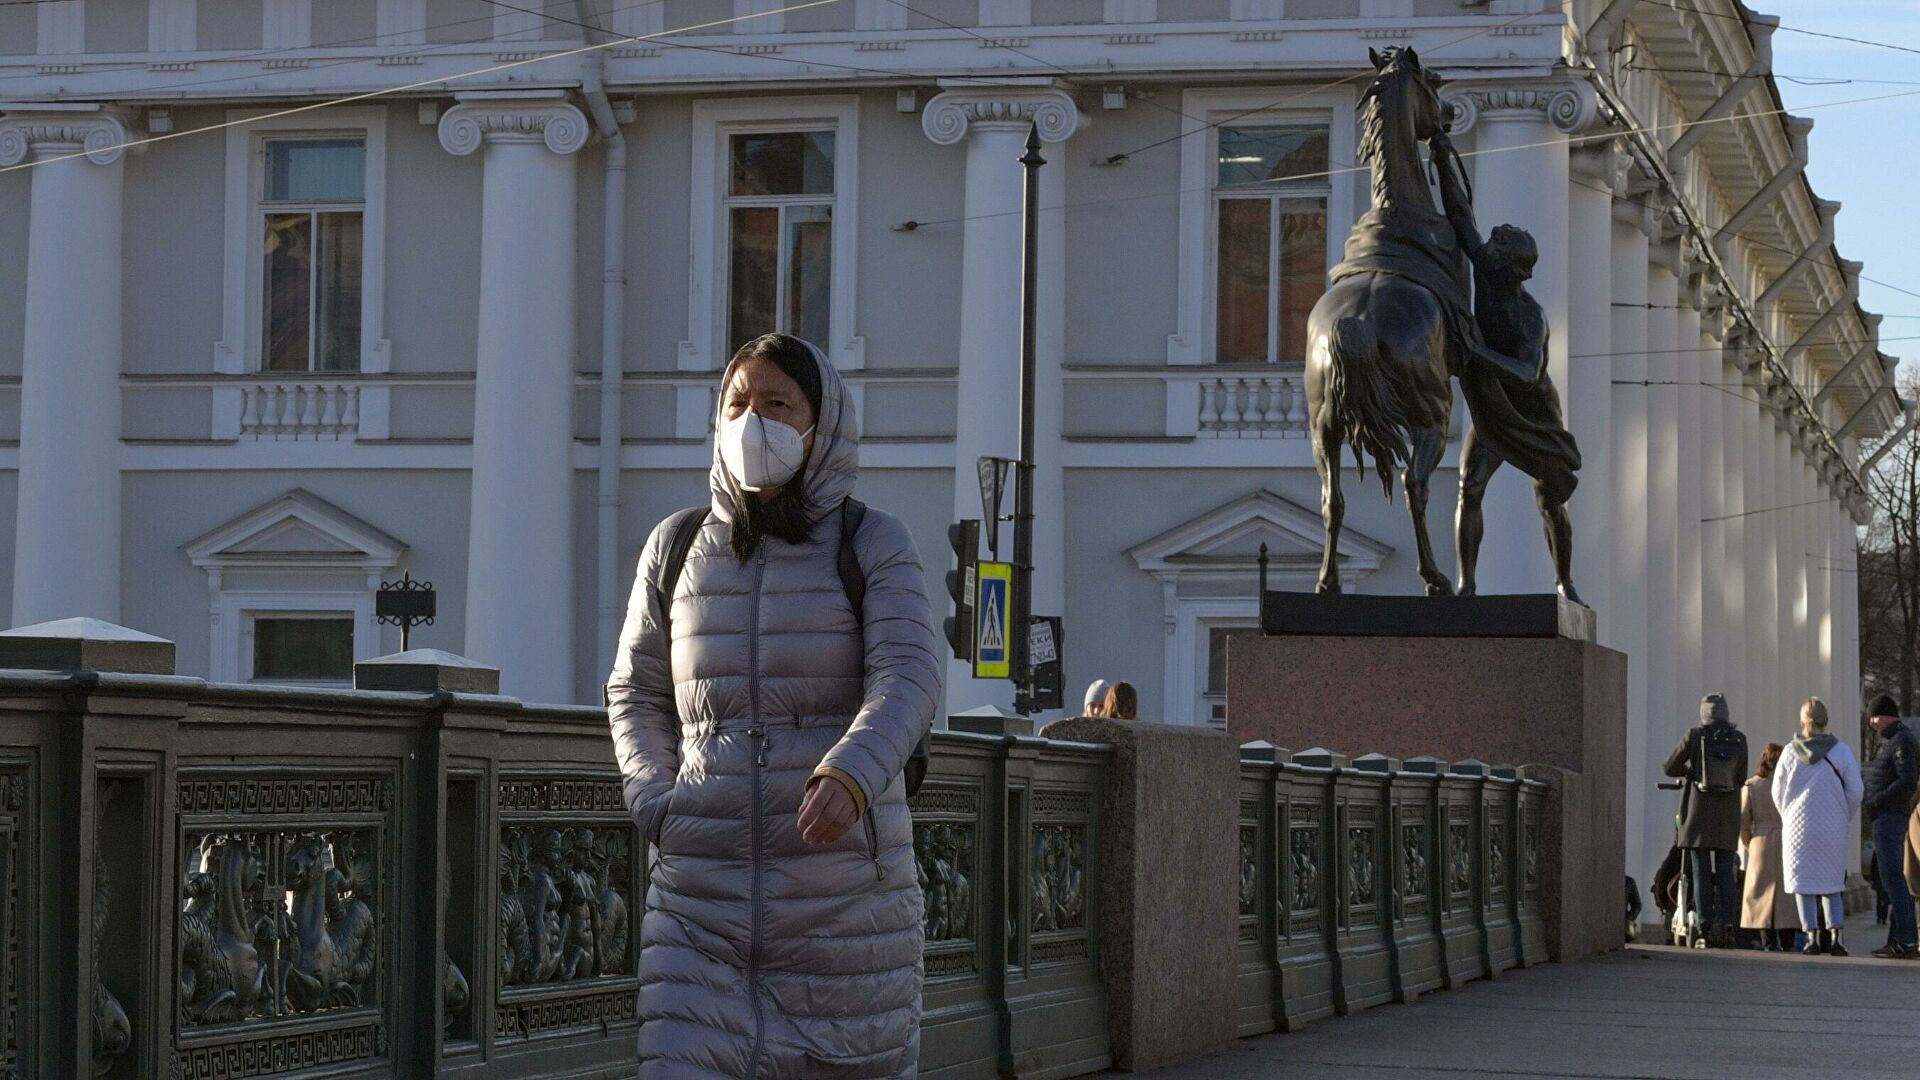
[1558,584,1585,606]
[1427,580,1456,598]
[1316,580,1341,595]
[1455,583,1475,597]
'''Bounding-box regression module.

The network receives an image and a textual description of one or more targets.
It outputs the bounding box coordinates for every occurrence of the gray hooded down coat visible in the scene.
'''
[607,345,941,1078]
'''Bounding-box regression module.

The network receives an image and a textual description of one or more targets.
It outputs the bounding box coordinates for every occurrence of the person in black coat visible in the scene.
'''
[1861,695,1918,959]
[1663,693,1748,946]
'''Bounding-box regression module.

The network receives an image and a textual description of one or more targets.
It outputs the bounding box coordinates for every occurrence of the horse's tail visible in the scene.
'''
[1325,315,1411,499]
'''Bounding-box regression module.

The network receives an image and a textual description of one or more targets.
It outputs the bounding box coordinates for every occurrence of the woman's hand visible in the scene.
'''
[798,776,859,845]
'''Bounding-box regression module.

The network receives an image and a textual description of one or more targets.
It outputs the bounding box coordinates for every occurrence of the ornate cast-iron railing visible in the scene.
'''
[1233,749,1549,1037]
[0,668,1110,1080]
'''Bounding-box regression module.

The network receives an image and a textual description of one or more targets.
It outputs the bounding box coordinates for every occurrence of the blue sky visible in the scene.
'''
[1766,1,1919,367]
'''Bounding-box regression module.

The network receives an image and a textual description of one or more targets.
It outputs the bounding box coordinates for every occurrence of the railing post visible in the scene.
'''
[0,618,181,1079]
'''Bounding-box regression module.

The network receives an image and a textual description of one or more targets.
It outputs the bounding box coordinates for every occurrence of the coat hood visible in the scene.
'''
[1792,732,1837,765]
[1700,693,1731,727]
[708,339,858,526]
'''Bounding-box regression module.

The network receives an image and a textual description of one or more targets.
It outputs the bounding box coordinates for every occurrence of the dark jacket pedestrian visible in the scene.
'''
[1863,711,1918,824]
[1664,694,1749,851]
[1663,693,1748,940]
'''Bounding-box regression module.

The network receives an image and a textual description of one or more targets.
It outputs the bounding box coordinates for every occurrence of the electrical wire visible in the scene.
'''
[0,0,848,176]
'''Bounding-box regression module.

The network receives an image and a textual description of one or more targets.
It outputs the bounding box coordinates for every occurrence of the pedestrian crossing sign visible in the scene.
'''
[974,561,1014,680]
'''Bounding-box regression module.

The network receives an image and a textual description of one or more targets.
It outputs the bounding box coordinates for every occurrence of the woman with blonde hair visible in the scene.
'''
[1740,743,1795,950]
[1772,697,1864,955]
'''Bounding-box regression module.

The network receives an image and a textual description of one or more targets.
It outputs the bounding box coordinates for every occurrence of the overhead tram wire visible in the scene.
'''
[0,0,850,175]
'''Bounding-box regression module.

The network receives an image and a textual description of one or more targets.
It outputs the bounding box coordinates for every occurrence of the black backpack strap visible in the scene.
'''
[834,497,932,795]
[837,498,868,629]
[650,507,709,636]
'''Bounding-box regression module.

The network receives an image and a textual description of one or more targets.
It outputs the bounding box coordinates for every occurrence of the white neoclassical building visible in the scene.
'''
[0,0,1908,892]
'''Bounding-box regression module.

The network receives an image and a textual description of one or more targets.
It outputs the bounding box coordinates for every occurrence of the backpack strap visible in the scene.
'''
[837,498,868,629]
[649,506,709,636]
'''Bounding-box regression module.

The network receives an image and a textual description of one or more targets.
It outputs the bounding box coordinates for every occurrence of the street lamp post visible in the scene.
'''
[1012,123,1044,715]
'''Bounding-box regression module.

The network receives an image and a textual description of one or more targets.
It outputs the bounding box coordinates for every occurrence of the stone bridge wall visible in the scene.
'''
[0,626,1575,1079]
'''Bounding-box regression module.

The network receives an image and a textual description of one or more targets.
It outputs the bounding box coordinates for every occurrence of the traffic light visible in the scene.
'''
[944,519,980,662]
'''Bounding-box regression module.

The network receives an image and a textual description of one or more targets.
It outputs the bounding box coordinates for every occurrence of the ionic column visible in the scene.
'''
[1744,388,1772,725]
[1645,237,1682,758]
[1720,332,1751,711]
[0,105,135,625]
[1443,81,1594,594]
[1609,187,1654,892]
[1567,136,1617,628]
[1697,297,1728,691]
[439,92,589,702]
[921,84,1080,715]
[1758,398,1784,727]
[1673,271,1704,721]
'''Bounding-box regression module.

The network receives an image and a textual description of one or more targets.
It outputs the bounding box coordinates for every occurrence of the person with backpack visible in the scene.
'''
[1771,698,1862,955]
[1862,694,1919,959]
[1663,693,1748,947]
[606,333,942,1075]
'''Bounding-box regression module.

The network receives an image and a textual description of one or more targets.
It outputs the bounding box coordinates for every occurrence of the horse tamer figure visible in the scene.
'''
[1304,47,1582,600]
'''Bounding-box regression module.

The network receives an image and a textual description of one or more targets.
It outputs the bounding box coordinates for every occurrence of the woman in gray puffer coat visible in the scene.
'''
[607,333,941,1078]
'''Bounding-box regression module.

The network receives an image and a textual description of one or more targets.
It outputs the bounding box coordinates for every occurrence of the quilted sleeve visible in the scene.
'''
[815,509,942,807]
[605,517,684,843]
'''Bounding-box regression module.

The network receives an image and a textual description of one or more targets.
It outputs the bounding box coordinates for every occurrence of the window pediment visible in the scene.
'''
[1129,488,1390,579]
[184,489,406,572]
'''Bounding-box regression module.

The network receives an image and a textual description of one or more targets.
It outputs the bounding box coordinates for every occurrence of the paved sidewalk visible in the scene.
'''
[1130,946,1920,1079]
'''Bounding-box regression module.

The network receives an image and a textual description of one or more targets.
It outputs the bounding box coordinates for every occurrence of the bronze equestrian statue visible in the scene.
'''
[1304,47,1581,600]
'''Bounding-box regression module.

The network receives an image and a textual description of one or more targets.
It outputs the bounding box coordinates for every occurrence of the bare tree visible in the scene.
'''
[1860,375,1920,715]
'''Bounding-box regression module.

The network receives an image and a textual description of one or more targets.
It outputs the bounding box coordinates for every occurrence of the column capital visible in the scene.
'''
[0,103,138,167]
[1569,129,1624,185]
[437,92,590,157]
[921,84,1081,146]
[1442,79,1599,137]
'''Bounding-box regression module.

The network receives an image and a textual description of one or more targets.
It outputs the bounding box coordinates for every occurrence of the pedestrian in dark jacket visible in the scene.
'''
[1663,693,1748,946]
[1862,695,1918,959]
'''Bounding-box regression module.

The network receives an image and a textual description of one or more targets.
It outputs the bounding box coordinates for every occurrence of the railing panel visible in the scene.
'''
[915,732,1002,1080]
[1386,767,1444,1002]
[1001,737,1111,1079]
[1517,780,1550,966]
[1231,764,1276,1037]
[1273,762,1335,1031]
[1481,771,1520,975]
[1434,771,1487,989]
[1331,764,1394,1014]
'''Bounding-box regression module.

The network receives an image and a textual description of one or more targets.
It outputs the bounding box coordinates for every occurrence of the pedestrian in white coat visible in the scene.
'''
[1772,697,1864,956]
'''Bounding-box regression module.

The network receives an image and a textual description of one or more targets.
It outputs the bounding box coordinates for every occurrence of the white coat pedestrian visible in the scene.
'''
[1772,698,1864,954]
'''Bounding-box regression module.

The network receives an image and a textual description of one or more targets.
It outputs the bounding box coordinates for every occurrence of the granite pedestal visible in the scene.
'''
[1227,597,1627,963]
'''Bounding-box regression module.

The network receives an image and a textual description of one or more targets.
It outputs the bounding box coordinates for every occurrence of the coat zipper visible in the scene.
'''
[864,806,886,881]
[746,544,768,1078]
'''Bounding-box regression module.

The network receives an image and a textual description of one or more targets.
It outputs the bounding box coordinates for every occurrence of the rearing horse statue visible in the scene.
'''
[1305,47,1465,596]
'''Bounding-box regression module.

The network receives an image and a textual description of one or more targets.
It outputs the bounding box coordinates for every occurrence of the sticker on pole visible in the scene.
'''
[973,561,1014,680]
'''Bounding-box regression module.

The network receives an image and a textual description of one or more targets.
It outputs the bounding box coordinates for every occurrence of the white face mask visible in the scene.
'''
[719,410,814,492]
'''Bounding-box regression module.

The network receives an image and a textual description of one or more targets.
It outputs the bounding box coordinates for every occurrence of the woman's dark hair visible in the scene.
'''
[1103,681,1139,721]
[1755,742,1783,781]
[724,334,824,561]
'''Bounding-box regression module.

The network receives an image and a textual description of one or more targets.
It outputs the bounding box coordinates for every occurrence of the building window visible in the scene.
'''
[725,131,835,356]
[1212,125,1329,364]
[250,614,355,683]
[221,109,389,376]
[1203,623,1262,727]
[261,138,365,373]
[683,97,861,373]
